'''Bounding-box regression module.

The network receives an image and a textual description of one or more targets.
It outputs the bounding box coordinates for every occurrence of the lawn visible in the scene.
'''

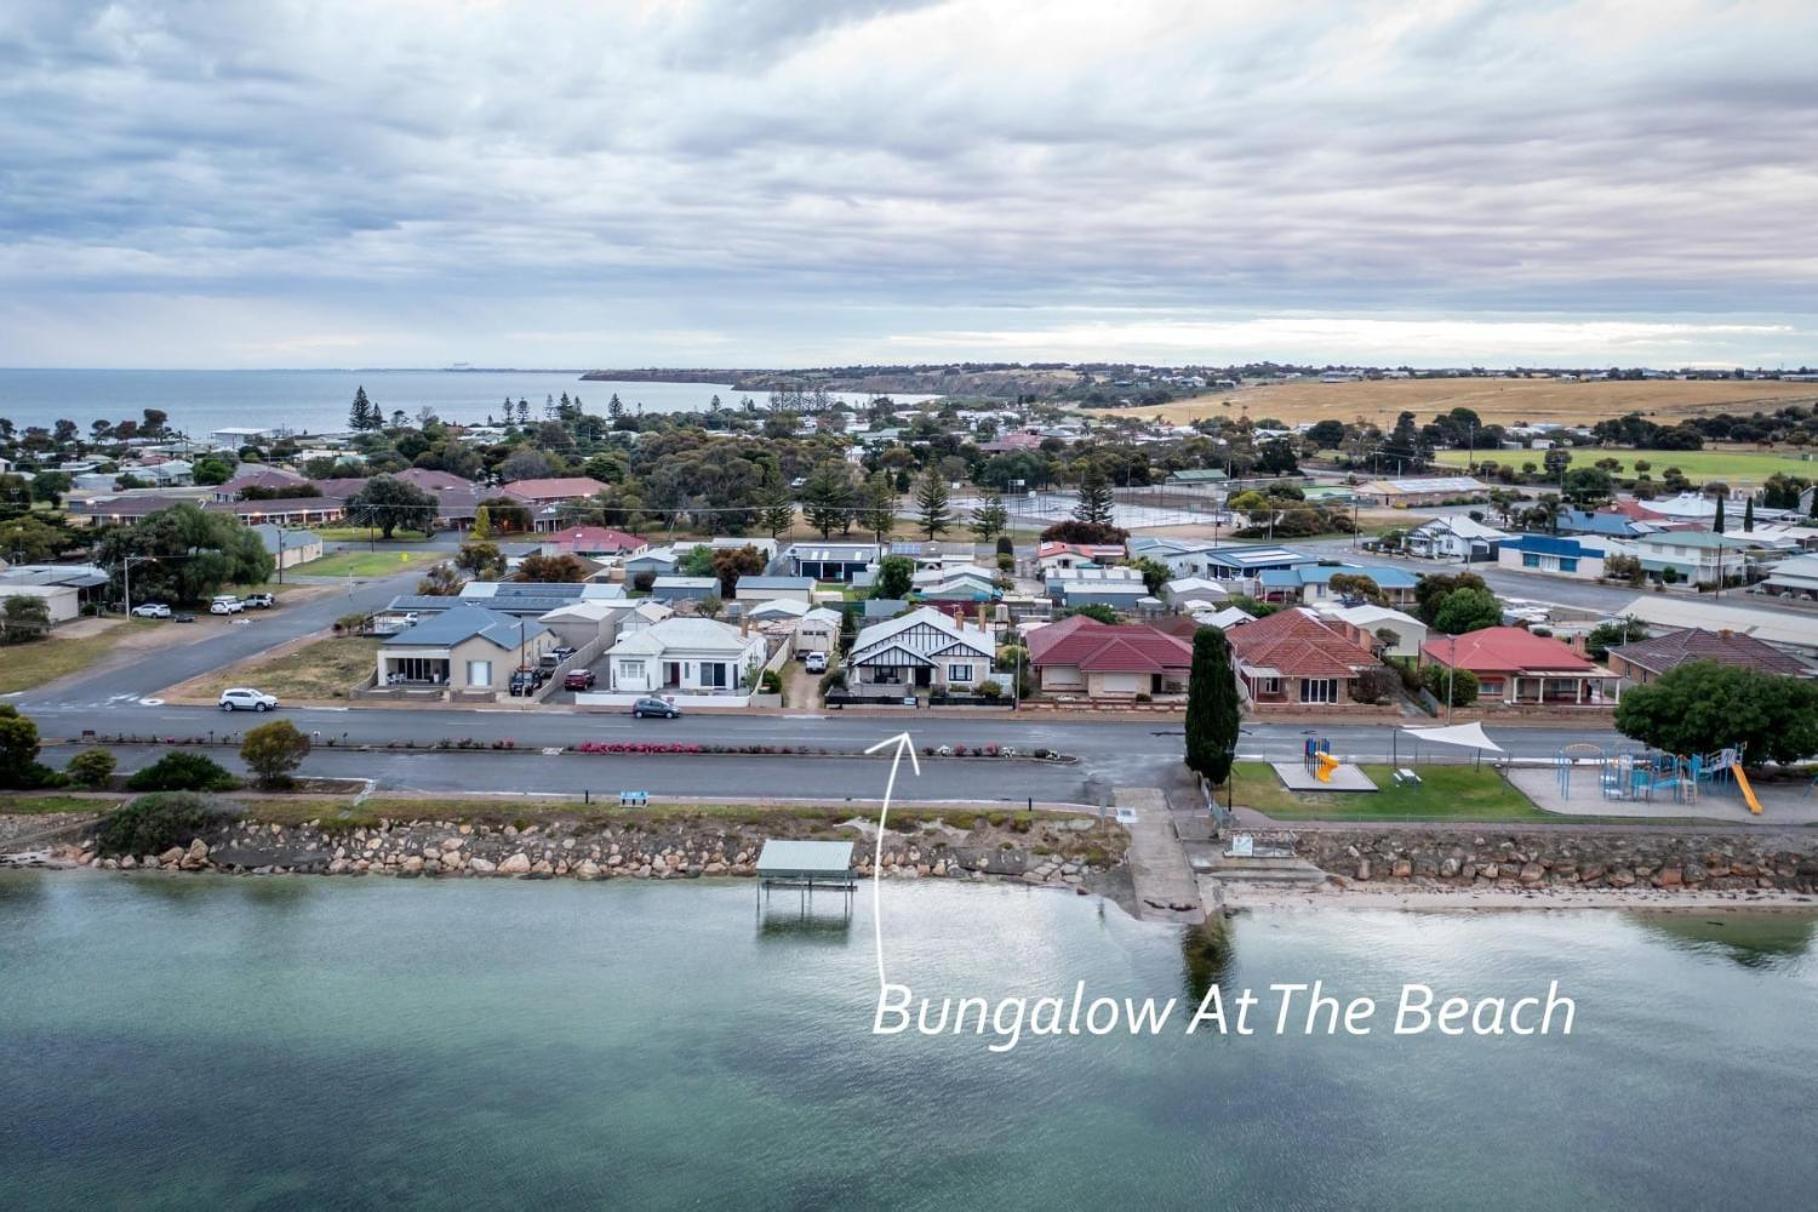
[183,636,381,701]
[313,527,433,542]
[1225,761,1555,822]
[1430,446,1817,485]
[292,549,439,578]
[0,619,159,695]
[0,794,124,815]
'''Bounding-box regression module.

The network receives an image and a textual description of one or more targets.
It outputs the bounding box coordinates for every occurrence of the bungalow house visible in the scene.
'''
[1125,537,1313,583]
[793,606,844,656]
[1554,509,1662,540]
[846,606,995,693]
[249,523,324,570]
[889,540,977,571]
[1163,577,1229,610]
[1420,627,1620,706]
[1225,608,1382,707]
[603,616,768,694]
[1255,561,1419,607]
[1036,542,1124,577]
[624,546,682,580]
[1605,627,1814,685]
[1404,516,1506,562]
[1609,531,1764,585]
[1315,602,1427,660]
[733,575,815,605]
[499,477,610,530]
[1497,534,1607,580]
[1045,565,1144,603]
[1025,615,1192,698]
[540,526,649,560]
[1759,553,1818,599]
[784,541,878,583]
[375,605,554,694]
[650,575,720,603]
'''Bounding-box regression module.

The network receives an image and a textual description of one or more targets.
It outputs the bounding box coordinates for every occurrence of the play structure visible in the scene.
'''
[1305,738,1339,783]
[1555,743,1761,814]
[1271,737,1378,793]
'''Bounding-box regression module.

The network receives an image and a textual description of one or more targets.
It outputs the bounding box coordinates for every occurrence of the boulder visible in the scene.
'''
[575,859,602,880]
[498,853,532,875]
[158,846,185,868]
[468,857,497,875]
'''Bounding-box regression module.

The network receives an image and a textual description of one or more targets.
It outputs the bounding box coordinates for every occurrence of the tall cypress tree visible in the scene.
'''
[1185,626,1241,785]
[1742,496,1754,532]
[1712,494,1725,534]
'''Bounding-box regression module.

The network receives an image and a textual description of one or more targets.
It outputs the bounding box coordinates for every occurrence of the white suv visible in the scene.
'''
[210,596,244,615]
[218,687,278,712]
[131,603,172,618]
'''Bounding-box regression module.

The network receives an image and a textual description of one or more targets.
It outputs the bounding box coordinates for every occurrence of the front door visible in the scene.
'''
[915,667,933,688]
[663,661,681,688]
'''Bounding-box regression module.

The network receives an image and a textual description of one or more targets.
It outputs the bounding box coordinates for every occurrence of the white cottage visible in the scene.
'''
[604,617,768,694]
[846,606,995,692]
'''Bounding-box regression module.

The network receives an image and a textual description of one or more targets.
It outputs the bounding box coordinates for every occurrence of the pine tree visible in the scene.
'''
[608,393,624,420]
[802,463,853,539]
[860,472,898,543]
[1073,460,1116,527]
[758,471,795,538]
[1713,494,1726,534]
[1742,496,1754,532]
[970,491,1010,541]
[348,386,374,431]
[914,468,953,539]
[1185,626,1241,785]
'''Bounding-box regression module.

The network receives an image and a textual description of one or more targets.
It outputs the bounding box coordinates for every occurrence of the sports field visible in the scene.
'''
[1096,377,1818,430]
[1430,446,1815,485]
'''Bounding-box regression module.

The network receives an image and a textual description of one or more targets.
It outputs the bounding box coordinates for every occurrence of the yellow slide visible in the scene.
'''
[1315,752,1340,783]
[1733,766,1764,815]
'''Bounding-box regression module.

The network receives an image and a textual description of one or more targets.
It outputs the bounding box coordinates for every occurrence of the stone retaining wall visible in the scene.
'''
[54,812,1125,893]
[1286,827,1818,893]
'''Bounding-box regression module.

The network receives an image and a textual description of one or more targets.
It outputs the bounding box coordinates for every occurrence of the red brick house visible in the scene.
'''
[1223,608,1380,706]
[1421,626,1620,706]
[1025,615,1193,698]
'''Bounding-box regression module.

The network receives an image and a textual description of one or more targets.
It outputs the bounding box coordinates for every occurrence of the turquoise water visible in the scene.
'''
[2,873,1816,1209]
[0,369,925,438]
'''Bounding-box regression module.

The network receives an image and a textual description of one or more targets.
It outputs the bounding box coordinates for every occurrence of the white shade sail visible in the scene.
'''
[1399,722,1505,753]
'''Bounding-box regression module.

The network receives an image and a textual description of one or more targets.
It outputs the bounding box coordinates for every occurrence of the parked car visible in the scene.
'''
[632,696,682,719]
[171,612,197,623]
[803,651,827,674]
[218,687,277,712]
[131,603,171,618]
[563,669,596,691]
[508,667,546,696]
[242,592,276,609]
[209,596,244,615]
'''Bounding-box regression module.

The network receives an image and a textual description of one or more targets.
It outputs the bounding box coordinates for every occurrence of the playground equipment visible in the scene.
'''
[1303,737,1335,781]
[1314,752,1340,783]
[1555,743,1760,813]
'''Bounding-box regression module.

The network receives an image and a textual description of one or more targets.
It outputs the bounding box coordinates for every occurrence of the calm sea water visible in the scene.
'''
[2,874,1815,1209]
[0,370,922,439]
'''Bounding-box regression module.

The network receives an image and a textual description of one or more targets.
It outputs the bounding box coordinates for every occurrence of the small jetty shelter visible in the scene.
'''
[756,840,857,909]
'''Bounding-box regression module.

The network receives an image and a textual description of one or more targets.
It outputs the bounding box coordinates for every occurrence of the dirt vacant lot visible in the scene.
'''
[1096,378,1818,430]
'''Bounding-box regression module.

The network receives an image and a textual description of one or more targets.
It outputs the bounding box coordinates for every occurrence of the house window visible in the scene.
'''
[1559,558,1578,573]
[1522,553,1541,568]
[466,660,492,688]
[947,663,974,684]
[620,659,645,679]
[1479,678,1504,696]
[1299,678,1338,704]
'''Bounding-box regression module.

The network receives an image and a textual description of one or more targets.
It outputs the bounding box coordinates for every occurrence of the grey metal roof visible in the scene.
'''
[736,576,814,589]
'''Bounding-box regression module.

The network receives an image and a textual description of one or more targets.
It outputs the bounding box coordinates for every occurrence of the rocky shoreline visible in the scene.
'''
[7,811,1123,896]
[1291,827,1818,896]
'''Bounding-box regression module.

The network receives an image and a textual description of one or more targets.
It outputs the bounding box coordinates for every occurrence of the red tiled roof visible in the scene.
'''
[1225,607,1377,678]
[547,526,648,553]
[500,477,609,501]
[1026,616,1193,673]
[1421,626,1596,674]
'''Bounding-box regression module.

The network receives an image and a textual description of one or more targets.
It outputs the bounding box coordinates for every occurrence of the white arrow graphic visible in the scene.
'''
[863,731,920,992]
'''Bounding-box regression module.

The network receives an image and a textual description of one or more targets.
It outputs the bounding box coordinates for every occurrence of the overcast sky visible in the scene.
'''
[3,0,1815,369]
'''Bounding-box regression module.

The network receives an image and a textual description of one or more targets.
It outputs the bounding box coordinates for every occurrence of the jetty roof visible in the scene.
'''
[756,840,854,881]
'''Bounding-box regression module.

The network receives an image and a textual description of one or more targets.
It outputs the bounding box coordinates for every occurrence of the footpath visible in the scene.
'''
[1114,787,1204,924]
